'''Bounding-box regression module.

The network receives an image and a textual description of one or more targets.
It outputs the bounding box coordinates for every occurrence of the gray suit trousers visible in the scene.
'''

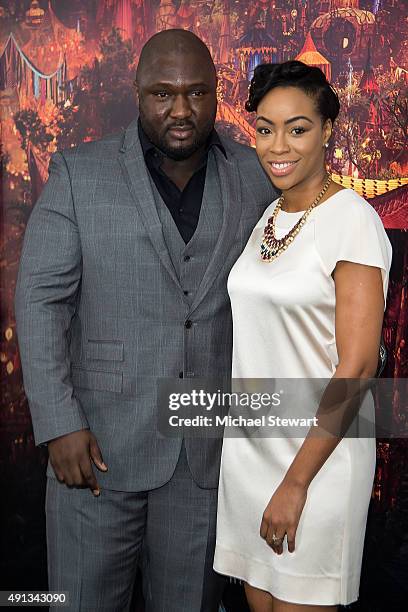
[46,443,225,611]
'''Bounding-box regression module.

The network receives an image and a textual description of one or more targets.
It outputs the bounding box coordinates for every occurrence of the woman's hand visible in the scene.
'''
[260,479,308,554]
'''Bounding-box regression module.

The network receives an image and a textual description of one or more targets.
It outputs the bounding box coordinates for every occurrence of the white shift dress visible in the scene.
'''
[213,189,392,605]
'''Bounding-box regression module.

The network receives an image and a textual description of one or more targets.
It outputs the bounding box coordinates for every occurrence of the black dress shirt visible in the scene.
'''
[138,119,227,243]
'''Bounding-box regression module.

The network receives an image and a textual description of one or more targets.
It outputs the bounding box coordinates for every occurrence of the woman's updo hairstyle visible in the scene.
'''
[245,60,340,125]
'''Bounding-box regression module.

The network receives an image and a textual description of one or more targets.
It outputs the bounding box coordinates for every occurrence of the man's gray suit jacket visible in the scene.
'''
[14,117,278,492]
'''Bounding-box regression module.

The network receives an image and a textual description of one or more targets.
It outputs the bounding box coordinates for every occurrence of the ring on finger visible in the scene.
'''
[271,533,283,545]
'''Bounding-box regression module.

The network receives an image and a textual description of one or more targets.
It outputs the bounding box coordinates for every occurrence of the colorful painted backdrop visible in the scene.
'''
[1,1,407,609]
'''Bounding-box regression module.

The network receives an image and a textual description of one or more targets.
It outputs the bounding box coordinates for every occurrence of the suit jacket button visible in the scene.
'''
[185,320,192,329]
[179,371,184,378]
[183,255,191,262]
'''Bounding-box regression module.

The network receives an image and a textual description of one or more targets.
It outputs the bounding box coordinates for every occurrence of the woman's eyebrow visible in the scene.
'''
[256,115,314,125]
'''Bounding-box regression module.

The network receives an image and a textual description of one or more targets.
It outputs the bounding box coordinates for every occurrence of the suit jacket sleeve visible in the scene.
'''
[14,151,89,445]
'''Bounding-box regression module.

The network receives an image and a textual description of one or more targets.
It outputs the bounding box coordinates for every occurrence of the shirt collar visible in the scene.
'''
[137,118,227,161]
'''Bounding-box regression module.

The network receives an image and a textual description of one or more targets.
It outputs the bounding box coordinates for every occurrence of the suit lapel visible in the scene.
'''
[189,145,242,315]
[118,119,181,290]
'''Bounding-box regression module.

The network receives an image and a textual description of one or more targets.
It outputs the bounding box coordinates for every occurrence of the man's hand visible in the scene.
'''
[48,430,108,496]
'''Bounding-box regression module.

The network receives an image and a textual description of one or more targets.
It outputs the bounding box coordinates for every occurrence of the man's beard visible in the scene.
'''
[156,135,206,161]
[139,111,215,161]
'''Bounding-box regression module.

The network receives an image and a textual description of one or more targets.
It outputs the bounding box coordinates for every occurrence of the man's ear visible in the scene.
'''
[133,80,139,104]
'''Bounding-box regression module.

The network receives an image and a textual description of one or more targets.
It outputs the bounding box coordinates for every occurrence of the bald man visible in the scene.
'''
[15,29,277,611]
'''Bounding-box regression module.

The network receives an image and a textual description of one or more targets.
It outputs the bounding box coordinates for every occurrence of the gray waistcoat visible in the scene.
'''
[150,151,223,307]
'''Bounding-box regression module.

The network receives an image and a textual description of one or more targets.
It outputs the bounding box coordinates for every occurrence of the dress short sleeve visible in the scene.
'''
[314,189,392,307]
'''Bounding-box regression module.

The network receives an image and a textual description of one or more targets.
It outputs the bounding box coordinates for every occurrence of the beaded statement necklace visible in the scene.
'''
[260,174,332,262]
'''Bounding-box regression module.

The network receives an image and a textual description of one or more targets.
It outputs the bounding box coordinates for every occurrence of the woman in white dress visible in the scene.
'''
[213,61,392,611]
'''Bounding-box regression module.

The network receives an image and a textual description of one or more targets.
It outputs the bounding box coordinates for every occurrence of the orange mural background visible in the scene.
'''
[1,1,407,609]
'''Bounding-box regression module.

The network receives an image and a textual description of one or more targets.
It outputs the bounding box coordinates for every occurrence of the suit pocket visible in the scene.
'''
[85,340,124,361]
[71,365,123,393]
